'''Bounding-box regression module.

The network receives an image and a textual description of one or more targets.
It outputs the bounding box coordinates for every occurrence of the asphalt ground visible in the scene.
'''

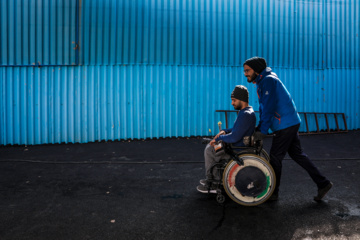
[1,131,360,240]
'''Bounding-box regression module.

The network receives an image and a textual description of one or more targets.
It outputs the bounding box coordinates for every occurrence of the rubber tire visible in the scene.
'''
[222,154,276,207]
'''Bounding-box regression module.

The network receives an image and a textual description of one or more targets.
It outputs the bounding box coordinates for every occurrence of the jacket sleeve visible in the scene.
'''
[221,128,232,134]
[258,78,277,134]
[215,112,252,144]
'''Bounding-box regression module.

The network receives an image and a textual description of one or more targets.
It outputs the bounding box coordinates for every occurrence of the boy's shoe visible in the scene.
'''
[314,182,333,202]
[196,184,217,194]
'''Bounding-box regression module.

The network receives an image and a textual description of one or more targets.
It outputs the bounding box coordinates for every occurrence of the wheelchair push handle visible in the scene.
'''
[252,137,264,155]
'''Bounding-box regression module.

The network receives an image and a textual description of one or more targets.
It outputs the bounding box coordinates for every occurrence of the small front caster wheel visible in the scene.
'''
[216,194,226,204]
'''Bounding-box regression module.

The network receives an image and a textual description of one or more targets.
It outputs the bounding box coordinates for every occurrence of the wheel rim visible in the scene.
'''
[222,154,276,206]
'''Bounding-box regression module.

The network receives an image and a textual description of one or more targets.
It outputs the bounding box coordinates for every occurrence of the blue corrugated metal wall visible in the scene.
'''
[79,0,360,68]
[0,0,78,66]
[0,65,245,144]
[1,0,359,145]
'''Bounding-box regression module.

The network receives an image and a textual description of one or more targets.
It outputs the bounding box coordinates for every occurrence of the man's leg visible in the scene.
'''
[198,144,228,193]
[204,144,215,180]
[287,131,331,189]
[269,124,299,195]
[204,144,228,180]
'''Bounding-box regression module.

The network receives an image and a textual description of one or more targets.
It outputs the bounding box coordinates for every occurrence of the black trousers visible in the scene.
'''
[270,124,330,194]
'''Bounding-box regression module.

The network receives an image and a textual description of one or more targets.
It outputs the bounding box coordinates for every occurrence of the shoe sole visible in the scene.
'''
[196,187,217,194]
[197,190,217,194]
[314,182,333,201]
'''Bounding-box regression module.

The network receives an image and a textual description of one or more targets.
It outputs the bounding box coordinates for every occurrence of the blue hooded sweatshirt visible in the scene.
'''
[255,68,301,134]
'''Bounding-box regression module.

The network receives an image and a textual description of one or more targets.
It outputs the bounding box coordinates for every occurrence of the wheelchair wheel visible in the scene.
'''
[233,148,270,162]
[222,154,276,206]
[259,149,270,162]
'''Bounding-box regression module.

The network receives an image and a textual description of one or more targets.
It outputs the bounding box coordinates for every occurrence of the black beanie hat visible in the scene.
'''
[243,57,267,73]
[231,85,249,103]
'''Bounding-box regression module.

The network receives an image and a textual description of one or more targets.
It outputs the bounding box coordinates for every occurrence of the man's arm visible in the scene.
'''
[258,78,277,134]
[215,111,255,144]
[220,128,232,134]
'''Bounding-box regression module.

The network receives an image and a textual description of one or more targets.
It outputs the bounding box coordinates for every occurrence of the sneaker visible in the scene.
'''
[199,179,207,185]
[267,192,278,201]
[314,182,333,202]
[196,184,217,194]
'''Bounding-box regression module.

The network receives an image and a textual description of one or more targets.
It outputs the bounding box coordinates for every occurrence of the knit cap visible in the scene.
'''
[243,57,267,73]
[231,85,249,103]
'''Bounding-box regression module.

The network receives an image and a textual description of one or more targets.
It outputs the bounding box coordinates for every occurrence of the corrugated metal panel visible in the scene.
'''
[0,65,240,145]
[79,0,360,68]
[2,0,359,68]
[0,0,78,66]
[81,0,269,66]
[1,65,359,146]
[324,0,360,68]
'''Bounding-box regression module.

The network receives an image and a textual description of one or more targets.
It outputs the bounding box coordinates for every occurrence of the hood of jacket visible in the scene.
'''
[254,67,278,84]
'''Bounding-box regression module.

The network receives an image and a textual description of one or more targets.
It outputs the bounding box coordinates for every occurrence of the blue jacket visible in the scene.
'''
[255,68,301,134]
[215,106,256,147]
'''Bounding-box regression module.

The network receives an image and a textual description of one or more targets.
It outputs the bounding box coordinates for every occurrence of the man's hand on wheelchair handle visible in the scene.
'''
[253,130,266,142]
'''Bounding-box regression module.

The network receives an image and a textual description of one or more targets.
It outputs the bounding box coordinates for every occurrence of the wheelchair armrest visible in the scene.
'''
[229,145,251,150]
[227,144,262,160]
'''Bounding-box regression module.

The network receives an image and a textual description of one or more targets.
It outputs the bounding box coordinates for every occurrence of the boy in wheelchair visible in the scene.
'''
[197,85,256,194]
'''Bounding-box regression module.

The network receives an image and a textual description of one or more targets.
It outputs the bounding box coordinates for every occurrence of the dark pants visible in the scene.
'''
[270,124,330,194]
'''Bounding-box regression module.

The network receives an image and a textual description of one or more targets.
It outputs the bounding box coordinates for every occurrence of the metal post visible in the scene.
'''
[315,113,320,133]
[334,113,340,132]
[324,114,330,132]
[304,113,310,133]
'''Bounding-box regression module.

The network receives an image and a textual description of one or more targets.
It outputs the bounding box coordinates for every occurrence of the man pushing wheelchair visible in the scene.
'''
[196,57,332,206]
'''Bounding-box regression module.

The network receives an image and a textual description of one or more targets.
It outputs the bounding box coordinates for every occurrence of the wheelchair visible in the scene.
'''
[203,137,276,206]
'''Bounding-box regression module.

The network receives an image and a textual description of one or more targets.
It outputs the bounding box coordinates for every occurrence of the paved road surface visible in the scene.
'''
[1,131,360,239]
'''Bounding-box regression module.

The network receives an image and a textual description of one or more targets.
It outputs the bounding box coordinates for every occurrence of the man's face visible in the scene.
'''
[231,98,243,110]
[243,64,257,83]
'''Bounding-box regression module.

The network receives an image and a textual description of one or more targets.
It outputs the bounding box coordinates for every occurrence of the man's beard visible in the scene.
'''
[233,102,243,110]
[247,72,257,83]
